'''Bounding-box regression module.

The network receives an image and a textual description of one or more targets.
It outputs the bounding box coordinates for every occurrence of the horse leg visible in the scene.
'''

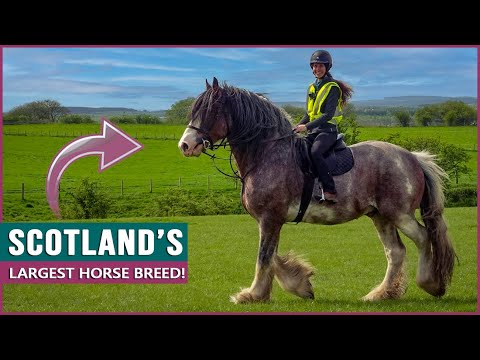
[230,219,282,304]
[363,214,407,301]
[273,251,315,300]
[395,213,439,296]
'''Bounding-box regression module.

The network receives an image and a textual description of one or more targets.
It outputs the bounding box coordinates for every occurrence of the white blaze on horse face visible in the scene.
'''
[178,128,204,157]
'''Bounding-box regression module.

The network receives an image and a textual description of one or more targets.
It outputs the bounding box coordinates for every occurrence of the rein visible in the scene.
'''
[189,123,295,182]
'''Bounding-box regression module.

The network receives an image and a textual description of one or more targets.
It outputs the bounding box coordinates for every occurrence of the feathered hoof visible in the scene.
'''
[302,289,315,300]
[418,280,446,298]
[296,281,315,300]
[230,288,270,304]
[361,285,406,301]
[361,291,385,302]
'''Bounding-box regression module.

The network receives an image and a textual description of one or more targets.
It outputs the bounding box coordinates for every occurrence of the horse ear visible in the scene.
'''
[213,77,219,90]
[206,79,211,90]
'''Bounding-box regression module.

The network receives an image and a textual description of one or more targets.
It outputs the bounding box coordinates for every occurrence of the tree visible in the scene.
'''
[164,97,196,124]
[393,109,411,127]
[338,103,361,144]
[438,144,470,184]
[281,104,305,124]
[414,104,439,126]
[439,101,476,126]
[5,99,69,123]
[42,99,70,122]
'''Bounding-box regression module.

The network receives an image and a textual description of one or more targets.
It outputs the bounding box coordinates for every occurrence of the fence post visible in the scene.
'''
[21,183,25,201]
[207,175,210,191]
[150,179,153,193]
[121,180,124,196]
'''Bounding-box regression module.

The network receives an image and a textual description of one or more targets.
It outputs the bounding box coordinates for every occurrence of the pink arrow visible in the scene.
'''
[46,117,143,218]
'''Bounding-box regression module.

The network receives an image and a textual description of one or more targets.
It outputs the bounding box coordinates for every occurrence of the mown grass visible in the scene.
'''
[2,125,477,221]
[2,207,477,313]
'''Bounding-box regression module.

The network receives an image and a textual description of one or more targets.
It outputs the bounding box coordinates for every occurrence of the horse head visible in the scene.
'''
[178,77,230,157]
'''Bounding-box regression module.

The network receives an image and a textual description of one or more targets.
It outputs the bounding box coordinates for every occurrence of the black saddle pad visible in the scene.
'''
[295,137,354,177]
[326,147,354,176]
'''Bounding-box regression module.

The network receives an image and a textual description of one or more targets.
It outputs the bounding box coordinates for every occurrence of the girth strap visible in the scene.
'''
[292,174,315,223]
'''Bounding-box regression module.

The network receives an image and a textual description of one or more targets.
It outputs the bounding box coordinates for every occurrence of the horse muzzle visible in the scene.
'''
[178,128,206,157]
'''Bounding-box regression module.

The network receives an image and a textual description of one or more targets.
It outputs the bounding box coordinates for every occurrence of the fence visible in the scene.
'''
[3,129,180,140]
[4,175,241,200]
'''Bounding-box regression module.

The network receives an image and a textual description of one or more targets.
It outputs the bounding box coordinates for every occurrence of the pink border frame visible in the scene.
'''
[0,44,478,316]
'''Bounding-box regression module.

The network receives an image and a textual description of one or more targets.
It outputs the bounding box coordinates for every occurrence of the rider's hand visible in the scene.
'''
[293,124,307,133]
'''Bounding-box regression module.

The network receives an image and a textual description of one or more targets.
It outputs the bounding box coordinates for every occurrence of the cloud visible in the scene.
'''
[179,48,258,61]
[64,58,194,71]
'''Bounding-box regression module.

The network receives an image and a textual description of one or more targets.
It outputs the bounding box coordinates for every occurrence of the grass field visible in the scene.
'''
[2,124,477,221]
[358,125,478,152]
[2,124,477,313]
[2,207,476,313]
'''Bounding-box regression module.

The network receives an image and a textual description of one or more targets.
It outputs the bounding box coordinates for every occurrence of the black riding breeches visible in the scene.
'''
[307,131,337,193]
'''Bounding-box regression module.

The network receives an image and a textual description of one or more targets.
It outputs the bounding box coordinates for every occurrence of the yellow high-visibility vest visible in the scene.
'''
[306,81,343,125]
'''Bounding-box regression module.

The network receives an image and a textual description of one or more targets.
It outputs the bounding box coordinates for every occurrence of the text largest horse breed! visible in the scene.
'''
[178,78,456,304]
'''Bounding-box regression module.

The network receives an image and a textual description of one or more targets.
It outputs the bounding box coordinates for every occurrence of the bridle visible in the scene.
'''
[187,124,214,150]
[186,123,238,180]
[186,122,295,182]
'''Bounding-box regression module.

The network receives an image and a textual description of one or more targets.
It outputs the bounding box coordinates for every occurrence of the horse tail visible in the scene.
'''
[413,151,456,295]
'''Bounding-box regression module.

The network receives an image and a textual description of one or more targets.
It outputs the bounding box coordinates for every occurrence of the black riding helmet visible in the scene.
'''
[310,50,332,71]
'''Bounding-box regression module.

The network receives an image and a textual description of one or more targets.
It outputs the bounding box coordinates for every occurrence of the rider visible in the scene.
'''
[293,49,353,203]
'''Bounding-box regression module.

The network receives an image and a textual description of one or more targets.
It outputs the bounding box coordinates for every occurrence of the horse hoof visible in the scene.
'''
[303,291,315,300]
[230,288,270,304]
[298,283,315,300]
[361,287,388,301]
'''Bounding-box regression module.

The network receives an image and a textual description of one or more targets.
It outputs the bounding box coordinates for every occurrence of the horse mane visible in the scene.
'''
[191,81,294,157]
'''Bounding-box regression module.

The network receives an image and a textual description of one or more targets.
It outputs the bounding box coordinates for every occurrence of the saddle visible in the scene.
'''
[296,133,354,177]
[292,134,354,223]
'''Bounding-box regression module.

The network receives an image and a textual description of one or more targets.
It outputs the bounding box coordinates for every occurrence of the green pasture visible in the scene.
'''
[3,207,477,313]
[2,124,478,221]
[358,126,478,152]
[2,123,186,140]
[358,126,478,184]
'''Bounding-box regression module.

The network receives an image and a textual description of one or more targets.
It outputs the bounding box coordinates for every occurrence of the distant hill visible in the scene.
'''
[67,107,166,117]
[64,96,476,118]
[276,96,477,109]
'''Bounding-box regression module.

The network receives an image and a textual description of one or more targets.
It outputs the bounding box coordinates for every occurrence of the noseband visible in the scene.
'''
[187,124,214,150]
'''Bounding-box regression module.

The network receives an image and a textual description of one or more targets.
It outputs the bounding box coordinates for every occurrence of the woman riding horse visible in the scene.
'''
[178,77,455,304]
[293,50,353,204]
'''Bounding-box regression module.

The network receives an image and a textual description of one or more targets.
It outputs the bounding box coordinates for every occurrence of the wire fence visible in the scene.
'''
[3,175,242,200]
[3,129,180,140]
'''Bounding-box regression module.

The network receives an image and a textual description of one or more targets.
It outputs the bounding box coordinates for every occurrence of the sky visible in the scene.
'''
[2,46,478,112]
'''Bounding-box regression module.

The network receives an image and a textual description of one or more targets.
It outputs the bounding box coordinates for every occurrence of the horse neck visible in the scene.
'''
[229,145,251,176]
[229,135,291,178]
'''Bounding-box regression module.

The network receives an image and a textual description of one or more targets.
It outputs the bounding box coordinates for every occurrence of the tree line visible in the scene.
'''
[3,98,476,128]
[3,100,165,125]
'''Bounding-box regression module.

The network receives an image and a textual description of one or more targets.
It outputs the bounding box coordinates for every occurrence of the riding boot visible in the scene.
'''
[313,160,337,203]
[314,171,338,203]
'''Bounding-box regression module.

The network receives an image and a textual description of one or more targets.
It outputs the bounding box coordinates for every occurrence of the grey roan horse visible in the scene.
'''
[178,77,455,304]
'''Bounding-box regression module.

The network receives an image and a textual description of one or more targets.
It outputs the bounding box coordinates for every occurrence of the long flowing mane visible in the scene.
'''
[190,82,294,154]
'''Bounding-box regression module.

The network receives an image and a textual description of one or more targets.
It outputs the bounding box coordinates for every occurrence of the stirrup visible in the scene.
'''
[314,188,338,203]
[314,187,325,202]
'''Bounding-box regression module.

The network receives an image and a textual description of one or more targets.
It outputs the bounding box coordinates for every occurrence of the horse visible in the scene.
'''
[178,77,456,304]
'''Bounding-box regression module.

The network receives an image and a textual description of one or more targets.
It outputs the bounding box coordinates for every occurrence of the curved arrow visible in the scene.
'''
[46,117,143,218]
